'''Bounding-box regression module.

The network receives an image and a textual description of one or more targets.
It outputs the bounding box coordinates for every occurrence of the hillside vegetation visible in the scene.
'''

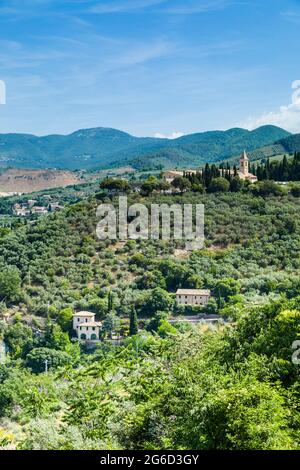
[128,125,290,170]
[1,182,300,449]
[224,133,300,166]
[0,125,290,171]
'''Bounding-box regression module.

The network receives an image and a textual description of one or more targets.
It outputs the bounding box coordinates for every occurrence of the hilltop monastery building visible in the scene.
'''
[162,150,258,184]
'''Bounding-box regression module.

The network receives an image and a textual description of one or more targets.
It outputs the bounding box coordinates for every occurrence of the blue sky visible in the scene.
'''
[0,0,300,137]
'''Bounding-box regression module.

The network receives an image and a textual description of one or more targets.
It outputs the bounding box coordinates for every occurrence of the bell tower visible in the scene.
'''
[240,150,249,176]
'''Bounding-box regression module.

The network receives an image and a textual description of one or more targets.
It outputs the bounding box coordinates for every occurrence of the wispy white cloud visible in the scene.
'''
[163,0,234,14]
[154,131,184,139]
[0,40,23,50]
[89,0,236,15]
[0,0,236,21]
[241,81,300,133]
[111,39,175,66]
[90,0,167,14]
[189,39,243,58]
[281,9,300,25]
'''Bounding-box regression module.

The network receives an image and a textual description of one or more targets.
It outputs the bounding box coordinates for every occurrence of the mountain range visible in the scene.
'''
[0,125,297,171]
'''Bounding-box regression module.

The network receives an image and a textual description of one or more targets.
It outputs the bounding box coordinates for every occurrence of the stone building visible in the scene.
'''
[73,311,102,341]
[162,169,200,183]
[161,150,258,184]
[162,170,184,183]
[238,150,258,182]
[176,289,211,306]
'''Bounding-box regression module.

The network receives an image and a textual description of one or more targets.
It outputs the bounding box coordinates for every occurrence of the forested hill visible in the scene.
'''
[124,125,291,170]
[275,133,300,154]
[0,125,290,171]
[223,132,300,166]
[1,187,300,449]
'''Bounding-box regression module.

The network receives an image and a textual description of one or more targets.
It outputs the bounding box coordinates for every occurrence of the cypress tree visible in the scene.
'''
[129,309,138,336]
[204,163,211,189]
[282,155,289,181]
[108,291,113,313]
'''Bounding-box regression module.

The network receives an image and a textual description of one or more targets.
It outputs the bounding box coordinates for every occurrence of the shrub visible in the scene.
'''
[208,177,230,193]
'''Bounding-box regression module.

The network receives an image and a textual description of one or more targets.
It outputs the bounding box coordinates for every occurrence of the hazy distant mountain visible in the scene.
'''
[123,125,291,169]
[223,132,300,166]
[0,125,291,170]
[0,128,167,170]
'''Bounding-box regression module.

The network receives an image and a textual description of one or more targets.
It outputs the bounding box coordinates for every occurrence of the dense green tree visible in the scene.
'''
[251,180,287,196]
[254,152,300,183]
[0,267,21,303]
[136,270,167,290]
[129,309,138,336]
[26,347,72,373]
[141,176,159,195]
[208,177,230,193]
[191,183,204,193]
[140,288,173,317]
[157,320,177,338]
[230,176,244,192]
[290,184,300,197]
[102,312,121,339]
[146,311,168,332]
[100,178,130,192]
[57,307,73,332]
[214,278,241,308]
[107,291,114,313]
[4,322,34,359]
[44,322,71,352]
[171,177,192,194]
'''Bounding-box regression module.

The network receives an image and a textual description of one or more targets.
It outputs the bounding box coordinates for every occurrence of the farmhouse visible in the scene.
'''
[49,202,64,212]
[31,206,48,215]
[176,289,211,306]
[162,169,200,183]
[13,203,30,217]
[73,311,102,341]
[162,170,184,183]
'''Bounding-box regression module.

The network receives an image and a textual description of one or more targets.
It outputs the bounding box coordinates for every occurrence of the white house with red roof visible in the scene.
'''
[73,311,102,341]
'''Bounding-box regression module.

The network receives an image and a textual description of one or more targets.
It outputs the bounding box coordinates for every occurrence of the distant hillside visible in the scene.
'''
[274,133,300,154]
[224,132,300,166]
[0,125,290,170]
[124,126,291,169]
[0,168,80,193]
[0,128,168,170]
